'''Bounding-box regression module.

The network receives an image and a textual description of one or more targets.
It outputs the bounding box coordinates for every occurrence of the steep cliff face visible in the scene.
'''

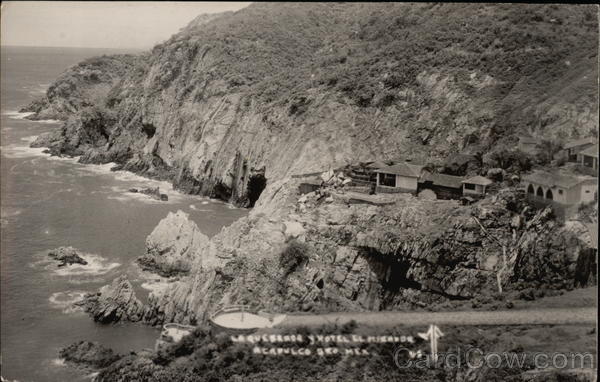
[29,3,598,206]
[139,180,595,325]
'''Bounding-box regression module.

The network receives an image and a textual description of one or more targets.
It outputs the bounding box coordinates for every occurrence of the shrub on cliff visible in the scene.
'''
[489,148,533,173]
[279,239,310,276]
[59,341,121,369]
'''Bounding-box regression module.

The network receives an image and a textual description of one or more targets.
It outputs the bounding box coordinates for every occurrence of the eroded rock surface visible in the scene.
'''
[137,181,596,326]
[138,210,213,277]
[48,247,88,267]
[78,276,146,323]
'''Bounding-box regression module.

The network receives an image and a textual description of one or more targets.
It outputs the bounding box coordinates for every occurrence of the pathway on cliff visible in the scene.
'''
[278,307,596,328]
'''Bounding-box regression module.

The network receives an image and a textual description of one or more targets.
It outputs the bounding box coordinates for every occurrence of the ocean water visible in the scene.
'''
[0,46,247,382]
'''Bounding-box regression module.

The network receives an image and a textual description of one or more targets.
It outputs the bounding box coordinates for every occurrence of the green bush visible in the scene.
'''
[279,239,310,276]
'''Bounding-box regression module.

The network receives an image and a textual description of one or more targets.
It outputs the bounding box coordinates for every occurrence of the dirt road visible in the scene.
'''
[279,307,596,328]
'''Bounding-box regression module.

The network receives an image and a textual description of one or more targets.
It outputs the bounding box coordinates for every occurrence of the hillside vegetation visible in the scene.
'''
[28,3,598,205]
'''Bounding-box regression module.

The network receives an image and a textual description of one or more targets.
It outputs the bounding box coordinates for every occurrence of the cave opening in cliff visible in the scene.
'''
[247,174,267,208]
[142,123,156,138]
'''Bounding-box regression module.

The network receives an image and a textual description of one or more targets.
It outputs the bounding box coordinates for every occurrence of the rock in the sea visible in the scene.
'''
[59,340,121,369]
[77,275,145,323]
[128,188,139,193]
[139,210,212,277]
[138,187,168,201]
[48,247,88,267]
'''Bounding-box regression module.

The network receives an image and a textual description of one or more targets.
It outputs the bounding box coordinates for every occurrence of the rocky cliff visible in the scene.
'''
[21,54,138,121]
[138,210,213,276]
[28,3,598,206]
[78,275,146,323]
[134,180,596,326]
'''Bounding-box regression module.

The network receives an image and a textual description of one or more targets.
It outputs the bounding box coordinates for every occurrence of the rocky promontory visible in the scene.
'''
[20,54,138,121]
[77,275,146,323]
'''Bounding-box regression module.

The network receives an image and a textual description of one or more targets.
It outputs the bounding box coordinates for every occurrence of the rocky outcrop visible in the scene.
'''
[138,210,213,277]
[77,276,146,323]
[59,341,121,369]
[47,247,88,267]
[20,54,138,121]
[138,181,596,325]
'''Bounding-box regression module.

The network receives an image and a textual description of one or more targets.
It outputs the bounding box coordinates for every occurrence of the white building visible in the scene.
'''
[522,171,597,206]
[374,163,424,193]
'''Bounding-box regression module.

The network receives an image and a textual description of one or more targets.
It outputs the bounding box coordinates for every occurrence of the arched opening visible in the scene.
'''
[247,174,267,208]
[545,189,553,200]
[536,186,544,197]
[527,184,534,194]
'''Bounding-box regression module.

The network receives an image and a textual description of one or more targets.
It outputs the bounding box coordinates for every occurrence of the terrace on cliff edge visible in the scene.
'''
[9,2,599,382]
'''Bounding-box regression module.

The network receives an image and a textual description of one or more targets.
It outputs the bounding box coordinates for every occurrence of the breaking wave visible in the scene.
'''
[3,111,35,120]
[33,250,121,279]
[48,291,86,314]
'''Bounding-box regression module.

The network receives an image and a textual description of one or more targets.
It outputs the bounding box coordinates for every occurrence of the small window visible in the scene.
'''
[585,190,590,193]
[464,183,476,190]
[558,190,563,195]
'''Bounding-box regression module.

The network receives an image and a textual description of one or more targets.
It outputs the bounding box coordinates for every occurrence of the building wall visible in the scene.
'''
[524,182,569,204]
[395,175,418,191]
[463,184,485,195]
[418,182,462,199]
[564,185,582,205]
[579,183,598,204]
[377,173,397,187]
[567,143,595,161]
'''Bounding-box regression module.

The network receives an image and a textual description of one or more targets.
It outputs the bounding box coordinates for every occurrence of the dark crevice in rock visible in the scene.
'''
[142,123,156,138]
[247,173,267,207]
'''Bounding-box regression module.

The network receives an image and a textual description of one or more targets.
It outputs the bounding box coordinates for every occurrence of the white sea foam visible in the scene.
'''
[3,111,34,120]
[50,358,66,367]
[190,204,197,210]
[48,291,86,313]
[20,135,38,143]
[0,208,22,219]
[34,250,121,278]
[34,119,61,124]
[53,253,121,277]
[0,143,46,158]
[0,208,21,227]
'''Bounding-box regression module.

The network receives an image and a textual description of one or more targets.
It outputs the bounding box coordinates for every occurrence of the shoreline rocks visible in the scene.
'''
[48,247,88,267]
[138,210,212,277]
[59,341,121,369]
[130,186,169,201]
[77,275,146,323]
